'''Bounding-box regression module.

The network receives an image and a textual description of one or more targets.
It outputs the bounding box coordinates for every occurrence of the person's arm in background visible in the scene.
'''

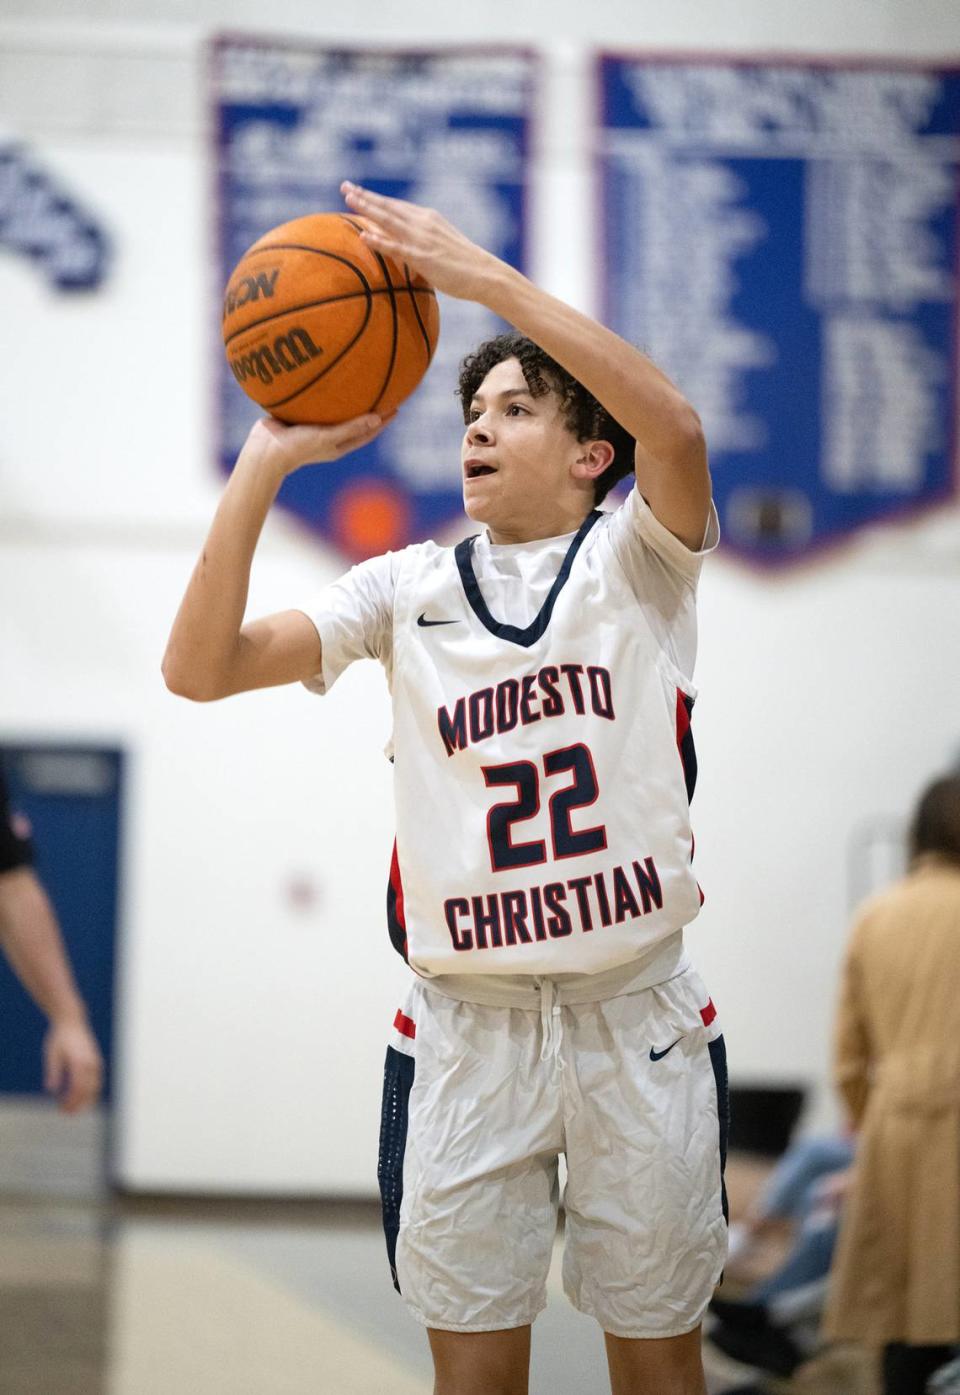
[833,920,871,1129]
[0,778,103,1113]
[0,869,103,1113]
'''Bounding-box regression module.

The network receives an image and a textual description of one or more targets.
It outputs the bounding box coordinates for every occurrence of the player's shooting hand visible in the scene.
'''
[341,182,501,302]
[44,1018,104,1114]
[248,412,388,478]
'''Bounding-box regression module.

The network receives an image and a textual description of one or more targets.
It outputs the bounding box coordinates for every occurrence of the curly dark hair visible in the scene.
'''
[909,775,960,868]
[457,332,635,506]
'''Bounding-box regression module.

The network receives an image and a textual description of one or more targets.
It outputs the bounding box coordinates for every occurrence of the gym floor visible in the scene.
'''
[0,1106,876,1395]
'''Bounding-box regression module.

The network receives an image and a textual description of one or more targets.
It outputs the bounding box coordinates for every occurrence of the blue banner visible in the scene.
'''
[598,56,960,565]
[211,37,536,558]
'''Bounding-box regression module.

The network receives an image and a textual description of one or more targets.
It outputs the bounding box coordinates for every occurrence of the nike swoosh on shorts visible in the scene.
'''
[649,1037,684,1061]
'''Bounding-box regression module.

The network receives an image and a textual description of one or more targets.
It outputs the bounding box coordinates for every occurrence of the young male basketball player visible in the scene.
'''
[163,182,726,1395]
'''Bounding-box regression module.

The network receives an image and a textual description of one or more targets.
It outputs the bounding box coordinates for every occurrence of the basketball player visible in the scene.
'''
[163,184,726,1395]
[0,761,104,1112]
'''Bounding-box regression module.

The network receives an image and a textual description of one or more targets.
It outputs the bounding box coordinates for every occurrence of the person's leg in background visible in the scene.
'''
[750,1179,843,1306]
[727,1134,855,1268]
[756,1135,855,1220]
[706,1171,849,1379]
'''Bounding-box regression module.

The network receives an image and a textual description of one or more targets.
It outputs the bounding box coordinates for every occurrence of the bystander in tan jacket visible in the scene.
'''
[824,834,960,1346]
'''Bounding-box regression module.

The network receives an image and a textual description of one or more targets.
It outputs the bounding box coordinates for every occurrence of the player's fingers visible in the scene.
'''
[330,420,388,456]
[359,227,406,260]
[342,182,420,229]
[259,414,386,467]
[329,413,382,444]
[341,179,399,210]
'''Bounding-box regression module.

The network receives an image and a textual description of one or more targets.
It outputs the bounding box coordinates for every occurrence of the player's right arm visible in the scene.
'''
[162,413,384,701]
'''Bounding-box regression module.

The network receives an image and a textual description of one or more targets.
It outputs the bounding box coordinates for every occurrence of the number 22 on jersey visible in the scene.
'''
[482,742,607,873]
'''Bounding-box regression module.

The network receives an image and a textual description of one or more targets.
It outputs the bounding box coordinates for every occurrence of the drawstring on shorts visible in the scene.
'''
[536,978,583,1113]
[538,978,563,1065]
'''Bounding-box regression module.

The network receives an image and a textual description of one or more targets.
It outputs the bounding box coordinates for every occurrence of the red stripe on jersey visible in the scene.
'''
[674,688,698,805]
[676,689,692,745]
[389,842,406,928]
[393,1010,416,1040]
[700,999,717,1027]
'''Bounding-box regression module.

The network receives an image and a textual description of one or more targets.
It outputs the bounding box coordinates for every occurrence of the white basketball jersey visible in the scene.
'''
[387,509,703,978]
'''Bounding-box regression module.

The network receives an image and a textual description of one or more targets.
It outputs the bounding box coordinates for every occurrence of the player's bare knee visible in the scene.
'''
[428,1326,530,1395]
[604,1327,706,1395]
[433,1379,527,1395]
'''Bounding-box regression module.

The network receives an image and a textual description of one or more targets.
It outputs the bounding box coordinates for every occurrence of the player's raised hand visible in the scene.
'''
[341,181,501,302]
[248,412,387,478]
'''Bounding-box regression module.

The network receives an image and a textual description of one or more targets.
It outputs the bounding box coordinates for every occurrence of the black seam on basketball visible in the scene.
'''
[368,249,400,414]
[240,242,373,281]
[224,244,372,345]
[260,292,376,411]
[227,213,434,412]
[224,285,435,348]
[404,263,433,363]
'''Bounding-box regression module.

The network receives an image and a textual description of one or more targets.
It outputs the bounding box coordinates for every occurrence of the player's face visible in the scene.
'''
[461,358,591,543]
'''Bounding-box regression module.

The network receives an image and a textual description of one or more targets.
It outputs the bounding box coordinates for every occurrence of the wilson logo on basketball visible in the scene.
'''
[223,269,279,319]
[229,327,323,386]
[221,212,439,423]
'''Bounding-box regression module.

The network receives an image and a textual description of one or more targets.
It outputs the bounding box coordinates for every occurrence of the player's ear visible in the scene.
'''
[573,439,615,481]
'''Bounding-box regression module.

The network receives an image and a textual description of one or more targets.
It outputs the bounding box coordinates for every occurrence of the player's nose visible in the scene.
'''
[466,417,494,446]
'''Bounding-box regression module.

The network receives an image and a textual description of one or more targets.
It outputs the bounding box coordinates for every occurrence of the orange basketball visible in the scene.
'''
[221,213,440,424]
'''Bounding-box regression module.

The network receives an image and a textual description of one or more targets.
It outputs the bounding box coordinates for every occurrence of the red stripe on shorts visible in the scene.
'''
[393,1009,416,1040]
[700,999,717,1027]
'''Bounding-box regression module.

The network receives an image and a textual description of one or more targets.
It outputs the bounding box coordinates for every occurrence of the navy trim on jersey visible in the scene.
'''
[677,692,698,803]
[454,510,603,649]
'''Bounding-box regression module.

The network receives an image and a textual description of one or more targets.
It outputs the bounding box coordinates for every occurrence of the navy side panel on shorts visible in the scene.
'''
[378,1044,415,1293]
[708,1034,730,1222]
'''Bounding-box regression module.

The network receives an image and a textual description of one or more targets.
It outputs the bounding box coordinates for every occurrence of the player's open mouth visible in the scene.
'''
[464,461,497,479]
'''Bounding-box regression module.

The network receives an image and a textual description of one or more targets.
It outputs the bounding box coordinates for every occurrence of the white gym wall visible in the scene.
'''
[0,0,957,1191]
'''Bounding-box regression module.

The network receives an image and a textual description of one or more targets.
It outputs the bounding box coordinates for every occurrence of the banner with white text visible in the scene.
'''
[598,55,960,565]
[211,37,537,558]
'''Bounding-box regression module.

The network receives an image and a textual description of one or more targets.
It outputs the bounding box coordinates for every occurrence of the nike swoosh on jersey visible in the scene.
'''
[417,613,460,627]
[649,1037,684,1062]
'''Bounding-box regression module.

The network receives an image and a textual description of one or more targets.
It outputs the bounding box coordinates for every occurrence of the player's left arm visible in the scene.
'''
[342,183,711,551]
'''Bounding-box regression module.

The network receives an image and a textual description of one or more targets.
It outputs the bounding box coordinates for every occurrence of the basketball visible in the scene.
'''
[221,212,440,424]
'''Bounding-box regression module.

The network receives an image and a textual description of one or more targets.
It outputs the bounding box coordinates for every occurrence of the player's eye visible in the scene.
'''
[506,402,528,416]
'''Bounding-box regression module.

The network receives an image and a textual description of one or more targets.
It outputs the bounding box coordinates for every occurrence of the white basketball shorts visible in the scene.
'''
[377,965,729,1339]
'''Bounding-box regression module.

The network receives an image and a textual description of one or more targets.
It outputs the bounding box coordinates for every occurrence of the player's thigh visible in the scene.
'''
[428,1325,532,1395]
[605,1326,706,1395]
[562,970,728,1338]
[387,986,562,1331]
